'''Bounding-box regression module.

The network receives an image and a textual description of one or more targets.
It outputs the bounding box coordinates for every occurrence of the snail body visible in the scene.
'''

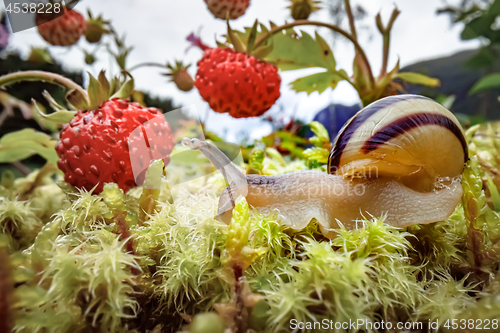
[183,95,468,238]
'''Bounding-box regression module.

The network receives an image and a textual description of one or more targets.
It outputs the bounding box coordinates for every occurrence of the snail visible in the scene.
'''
[182,95,468,238]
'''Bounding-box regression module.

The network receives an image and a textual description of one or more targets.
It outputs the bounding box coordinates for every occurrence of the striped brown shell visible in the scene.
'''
[328,95,468,191]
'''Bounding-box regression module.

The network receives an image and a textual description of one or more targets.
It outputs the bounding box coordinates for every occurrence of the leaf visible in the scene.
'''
[454,5,482,23]
[485,173,500,212]
[30,101,58,133]
[227,20,247,53]
[470,72,500,95]
[252,42,274,59]
[230,23,337,72]
[42,91,67,111]
[0,129,58,165]
[303,147,329,164]
[264,30,337,71]
[309,121,330,147]
[259,23,269,34]
[32,100,76,125]
[397,72,440,87]
[247,20,259,54]
[435,94,456,110]
[290,70,346,94]
[488,0,500,16]
[98,71,111,100]
[87,73,105,109]
[265,148,286,166]
[222,196,266,270]
[249,149,264,171]
[142,159,165,190]
[377,59,401,89]
[66,89,89,110]
[111,79,135,99]
[461,16,493,40]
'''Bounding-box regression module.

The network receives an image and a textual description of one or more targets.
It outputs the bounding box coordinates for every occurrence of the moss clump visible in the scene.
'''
[3,123,500,332]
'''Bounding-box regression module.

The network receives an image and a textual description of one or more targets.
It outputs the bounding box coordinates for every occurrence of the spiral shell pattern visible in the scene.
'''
[328,95,468,190]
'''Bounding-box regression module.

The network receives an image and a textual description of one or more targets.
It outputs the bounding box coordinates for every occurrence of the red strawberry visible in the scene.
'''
[195,48,281,118]
[204,0,250,20]
[56,99,174,194]
[36,8,86,46]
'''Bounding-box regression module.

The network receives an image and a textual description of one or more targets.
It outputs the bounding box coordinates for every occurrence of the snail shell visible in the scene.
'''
[329,94,468,191]
[183,95,468,238]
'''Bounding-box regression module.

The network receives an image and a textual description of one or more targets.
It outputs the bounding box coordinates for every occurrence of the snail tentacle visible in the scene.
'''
[181,138,248,211]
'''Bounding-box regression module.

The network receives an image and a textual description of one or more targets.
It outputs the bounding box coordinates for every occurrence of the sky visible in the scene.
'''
[4,0,480,142]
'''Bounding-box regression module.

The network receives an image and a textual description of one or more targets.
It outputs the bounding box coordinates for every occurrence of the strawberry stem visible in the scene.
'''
[377,8,401,77]
[0,71,88,98]
[344,0,358,41]
[253,20,375,86]
[128,62,168,72]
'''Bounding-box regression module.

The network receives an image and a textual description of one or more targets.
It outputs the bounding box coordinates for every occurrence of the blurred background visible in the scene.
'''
[1,0,499,143]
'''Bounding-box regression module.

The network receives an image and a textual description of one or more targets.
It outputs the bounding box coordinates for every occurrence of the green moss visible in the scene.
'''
[5,122,500,332]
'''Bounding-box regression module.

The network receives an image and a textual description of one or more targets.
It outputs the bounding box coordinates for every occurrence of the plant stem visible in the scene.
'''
[253,20,375,85]
[11,161,30,177]
[380,37,390,78]
[0,71,87,98]
[0,248,12,333]
[128,62,167,72]
[344,0,358,40]
[377,8,401,77]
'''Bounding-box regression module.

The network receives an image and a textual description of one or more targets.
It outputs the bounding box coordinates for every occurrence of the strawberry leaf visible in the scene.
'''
[252,42,274,59]
[32,100,76,125]
[247,20,259,54]
[98,71,111,100]
[231,23,337,71]
[227,20,247,53]
[264,31,337,71]
[66,89,90,110]
[0,129,58,165]
[42,91,67,111]
[88,73,105,109]
[290,70,347,94]
[111,79,135,100]
[230,23,344,95]
[30,101,59,133]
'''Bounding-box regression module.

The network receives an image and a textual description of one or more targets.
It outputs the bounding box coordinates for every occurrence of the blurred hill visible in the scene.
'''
[401,48,500,120]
